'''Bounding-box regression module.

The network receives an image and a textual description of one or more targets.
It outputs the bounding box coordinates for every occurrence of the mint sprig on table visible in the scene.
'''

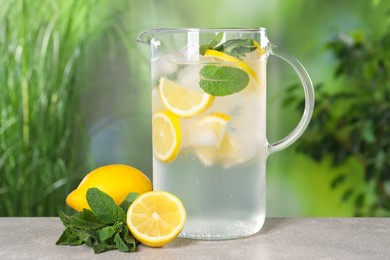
[199,33,257,96]
[56,188,139,254]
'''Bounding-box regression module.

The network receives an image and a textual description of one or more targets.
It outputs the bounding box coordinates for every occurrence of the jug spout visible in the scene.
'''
[137,29,155,45]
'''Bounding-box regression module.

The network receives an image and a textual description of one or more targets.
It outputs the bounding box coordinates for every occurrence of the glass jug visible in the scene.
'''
[138,28,314,240]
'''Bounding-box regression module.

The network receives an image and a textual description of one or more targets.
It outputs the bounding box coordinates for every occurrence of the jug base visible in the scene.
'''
[178,217,265,240]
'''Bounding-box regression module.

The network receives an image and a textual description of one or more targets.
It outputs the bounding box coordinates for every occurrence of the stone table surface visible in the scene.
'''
[0,217,389,259]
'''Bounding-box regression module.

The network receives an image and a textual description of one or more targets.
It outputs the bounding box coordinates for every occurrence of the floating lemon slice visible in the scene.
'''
[126,191,186,247]
[252,40,267,55]
[203,49,258,82]
[197,112,231,145]
[195,113,231,166]
[152,111,181,162]
[159,77,215,118]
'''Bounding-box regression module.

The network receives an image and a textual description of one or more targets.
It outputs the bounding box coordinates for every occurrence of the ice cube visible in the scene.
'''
[220,132,257,169]
[181,120,221,148]
[152,87,164,112]
[177,65,202,90]
[152,57,178,78]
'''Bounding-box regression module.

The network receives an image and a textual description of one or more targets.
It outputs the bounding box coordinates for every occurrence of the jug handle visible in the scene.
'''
[267,44,315,155]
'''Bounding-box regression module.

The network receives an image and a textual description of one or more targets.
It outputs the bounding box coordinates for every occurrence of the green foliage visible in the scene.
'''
[0,0,126,216]
[286,23,390,216]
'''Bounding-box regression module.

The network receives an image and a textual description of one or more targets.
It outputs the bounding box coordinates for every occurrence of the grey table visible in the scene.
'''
[0,217,389,259]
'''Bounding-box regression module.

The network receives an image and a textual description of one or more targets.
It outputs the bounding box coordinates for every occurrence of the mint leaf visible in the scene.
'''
[123,228,137,251]
[120,192,139,211]
[199,33,257,59]
[200,65,249,96]
[215,38,257,59]
[59,210,104,230]
[93,243,117,254]
[71,228,94,246]
[97,226,117,242]
[56,228,84,246]
[86,188,126,225]
[200,32,224,55]
[114,232,130,252]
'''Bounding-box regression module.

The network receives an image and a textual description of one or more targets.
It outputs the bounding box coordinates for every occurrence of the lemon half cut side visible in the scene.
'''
[126,191,186,247]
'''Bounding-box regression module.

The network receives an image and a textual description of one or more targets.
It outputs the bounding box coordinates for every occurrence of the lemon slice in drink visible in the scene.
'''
[159,77,215,118]
[195,113,231,166]
[197,112,231,146]
[126,191,186,247]
[203,49,258,82]
[152,111,181,162]
[252,40,267,55]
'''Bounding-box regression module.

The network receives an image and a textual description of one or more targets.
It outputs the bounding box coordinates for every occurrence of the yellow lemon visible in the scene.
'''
[126,191,186,247]
[66,164,152,211]
[152,111,181,162]
[159,77,215,117]
[204,49,258,82]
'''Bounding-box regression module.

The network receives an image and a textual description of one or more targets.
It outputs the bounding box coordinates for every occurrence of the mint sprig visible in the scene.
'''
[214,38,257,59]
[199,33,257,59]
[56,188,139,254]
[199,32,224,55]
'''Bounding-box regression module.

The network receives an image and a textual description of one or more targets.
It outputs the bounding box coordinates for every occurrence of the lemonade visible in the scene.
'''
[151,39,268,239]
[140,28,314,240]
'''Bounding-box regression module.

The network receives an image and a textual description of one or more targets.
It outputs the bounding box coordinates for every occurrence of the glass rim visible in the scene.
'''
[137,27,268,44]
[141,27,267,34]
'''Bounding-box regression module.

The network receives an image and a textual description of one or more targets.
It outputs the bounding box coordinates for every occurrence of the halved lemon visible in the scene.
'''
[203,49,258,82]
[159,77,215,117]
[152,111,181,162]
[126,191,186,247]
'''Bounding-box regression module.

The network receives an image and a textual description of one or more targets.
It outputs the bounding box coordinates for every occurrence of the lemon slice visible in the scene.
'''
[152,111,181,162]
[197,112,231,146]
[159,77,215,117]
[195,113,231,166]
[204,49,258,82]
[126,191,186,247]
[219,133,256,168]
[252,40,267,55]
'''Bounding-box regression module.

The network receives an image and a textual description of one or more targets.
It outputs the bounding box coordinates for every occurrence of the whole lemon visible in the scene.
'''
[66,164,152,211]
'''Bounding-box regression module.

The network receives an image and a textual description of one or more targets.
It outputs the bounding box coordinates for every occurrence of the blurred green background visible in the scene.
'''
[1,0,389,217]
